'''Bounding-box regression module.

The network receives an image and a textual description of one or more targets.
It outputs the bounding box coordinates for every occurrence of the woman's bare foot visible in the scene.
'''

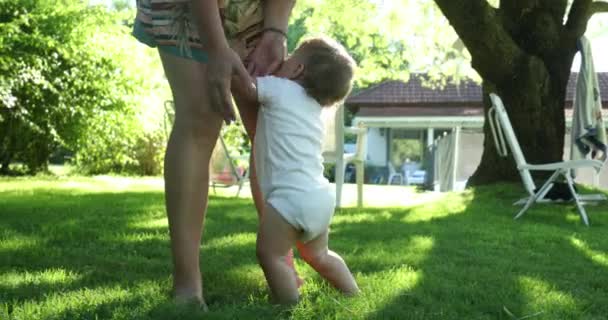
[174,294,209,311]
[173,283,208,311]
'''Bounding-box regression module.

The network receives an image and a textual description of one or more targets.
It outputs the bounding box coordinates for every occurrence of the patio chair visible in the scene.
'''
[488,93,607,226]
[322,105,367,208]
[402,160,426,185]
[165,100,249,197]
[387,162,404,185]
[209,136,250,197]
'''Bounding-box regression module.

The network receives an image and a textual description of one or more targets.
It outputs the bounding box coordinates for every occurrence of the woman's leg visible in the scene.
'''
[159,50,223,305]
[230,93,264,215]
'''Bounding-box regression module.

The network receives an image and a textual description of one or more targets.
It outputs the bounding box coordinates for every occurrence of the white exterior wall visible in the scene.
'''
[358,123,608,190]
[365,128,387,166]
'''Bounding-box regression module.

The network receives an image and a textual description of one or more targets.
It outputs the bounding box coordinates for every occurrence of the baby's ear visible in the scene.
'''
[290,63,305,80]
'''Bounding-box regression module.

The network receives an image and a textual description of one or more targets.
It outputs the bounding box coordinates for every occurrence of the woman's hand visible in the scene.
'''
[246,30,287,77]
[206,45,252,124]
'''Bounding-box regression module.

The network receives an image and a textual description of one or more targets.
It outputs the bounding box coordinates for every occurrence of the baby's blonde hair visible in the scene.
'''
[297,37,356,106]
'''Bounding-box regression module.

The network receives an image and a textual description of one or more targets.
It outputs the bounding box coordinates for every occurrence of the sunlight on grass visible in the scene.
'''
[3,177,608,319]
[516,276,579,315]
[104,230,167,244]
[214,182,467,208]
[0,176,164,194]
[221,263,266,286]
[408,235,434,252]
[332,210,395,224]
[92,176,164,192]
[401,191,473,223]
[1,269,82,289]
[3,281,169,320]
[0,234,39,252]
[341,184,460,208]
[294,265,423,319]
[348,235,434,273]
[204,232,256,250]
[361,266,422,312]
[6,285,131,318]
[570,237,608,267]
[332,192,473,225]
[131,217,168,230]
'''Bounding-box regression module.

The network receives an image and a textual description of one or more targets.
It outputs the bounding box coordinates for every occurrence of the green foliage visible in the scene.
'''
[221,120,250,165]
[0,1,130,173]
[289,0,480,88]
[0,0,170,175]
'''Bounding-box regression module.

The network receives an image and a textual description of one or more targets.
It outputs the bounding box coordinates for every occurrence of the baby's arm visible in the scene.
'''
[231,74,259,105]
[232,75,278,110]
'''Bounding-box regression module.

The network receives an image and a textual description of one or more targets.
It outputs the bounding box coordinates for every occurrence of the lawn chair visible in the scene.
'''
[387,162,404,185]
[209,136,250,197]
[164,100,249,197]
[488,93,607,226]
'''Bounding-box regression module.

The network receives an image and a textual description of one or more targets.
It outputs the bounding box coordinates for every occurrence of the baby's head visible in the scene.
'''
[277,37,356,106]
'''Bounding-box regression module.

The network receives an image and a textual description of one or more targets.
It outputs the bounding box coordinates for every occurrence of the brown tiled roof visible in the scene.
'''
[345,72,608,108]
[355,105,608,119]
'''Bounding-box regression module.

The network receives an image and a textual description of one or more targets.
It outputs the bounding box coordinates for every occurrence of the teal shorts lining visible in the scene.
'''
[132,20,209,63]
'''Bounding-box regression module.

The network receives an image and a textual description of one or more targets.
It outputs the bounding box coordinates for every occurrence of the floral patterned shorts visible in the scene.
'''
[133,0,264,62]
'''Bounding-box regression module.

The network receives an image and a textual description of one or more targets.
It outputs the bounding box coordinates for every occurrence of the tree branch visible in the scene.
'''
[566,0,593,37]
[433,0,524,85]
[591,1,608,14]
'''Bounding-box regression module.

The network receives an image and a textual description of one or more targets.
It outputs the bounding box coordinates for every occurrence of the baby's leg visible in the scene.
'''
[298,231,359,295]
[256,204,300,304]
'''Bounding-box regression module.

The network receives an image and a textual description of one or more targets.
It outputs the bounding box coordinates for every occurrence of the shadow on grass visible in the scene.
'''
[1,183,607,319]
[0,189,274,319]
[325,185,608,319]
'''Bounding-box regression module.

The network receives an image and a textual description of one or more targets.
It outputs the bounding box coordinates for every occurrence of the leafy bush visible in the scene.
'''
[221,120,250,166]
[0,0,170,175]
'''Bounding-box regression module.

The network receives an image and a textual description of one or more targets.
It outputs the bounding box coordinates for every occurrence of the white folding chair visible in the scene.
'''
[387,162,404,185]
[209,135,250,197]
[488,93,607,226]
[165,100,249,197]
[322,105,367,208]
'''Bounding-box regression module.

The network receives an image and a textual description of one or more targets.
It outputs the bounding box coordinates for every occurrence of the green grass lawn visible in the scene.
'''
[1,176,607,320]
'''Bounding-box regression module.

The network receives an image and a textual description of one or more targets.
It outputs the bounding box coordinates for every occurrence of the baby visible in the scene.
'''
[236,37,359,304]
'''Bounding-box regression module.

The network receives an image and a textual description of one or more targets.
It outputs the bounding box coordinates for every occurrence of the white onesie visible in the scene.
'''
[254,76,335,243]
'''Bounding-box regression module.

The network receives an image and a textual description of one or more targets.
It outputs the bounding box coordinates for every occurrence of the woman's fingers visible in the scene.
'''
[247,60,257,76]
[207,48,250,124]
[235,59,255,97]
[209,81,224,115]
[218,81,236,124]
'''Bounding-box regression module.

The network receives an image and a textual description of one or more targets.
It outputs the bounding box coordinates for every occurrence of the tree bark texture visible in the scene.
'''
[433,0,606,185]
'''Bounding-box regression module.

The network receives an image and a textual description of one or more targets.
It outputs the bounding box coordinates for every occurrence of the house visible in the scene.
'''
[344,73,608,189]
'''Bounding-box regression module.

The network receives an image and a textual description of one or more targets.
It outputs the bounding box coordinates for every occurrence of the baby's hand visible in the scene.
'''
[231,74,257,105]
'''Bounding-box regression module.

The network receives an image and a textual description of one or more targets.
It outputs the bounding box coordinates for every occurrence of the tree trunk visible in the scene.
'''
[0,115,13,175]
[468,59,568,185]
[432,0,596,185]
